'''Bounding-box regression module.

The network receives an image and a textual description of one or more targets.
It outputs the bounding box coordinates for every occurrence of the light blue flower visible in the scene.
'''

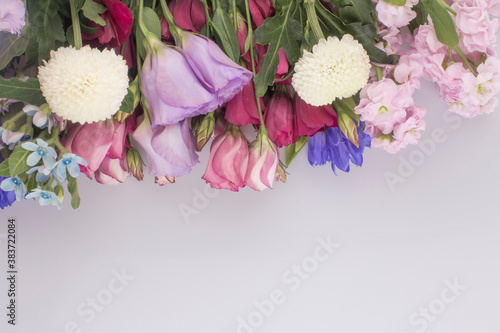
[0,177,26,201]
[26,165,52,183]
[54,153,87,181]
[22,139,57,169]
[26,189,62,209]
[23,104,53,132]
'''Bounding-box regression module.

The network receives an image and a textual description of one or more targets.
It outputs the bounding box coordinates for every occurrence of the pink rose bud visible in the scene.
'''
[264,87,296,148]
[248,0,275,27]
[95,156,129,185]
[275,49,290,83]
[170,0,206,33]
[294,95,337,137]
[245,128,279,191]
[61,120,116,178]
[202,124,249,191]
[225,80,262,126]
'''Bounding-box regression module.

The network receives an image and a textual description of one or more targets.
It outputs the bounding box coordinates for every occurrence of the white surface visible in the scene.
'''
[2,69,500,333]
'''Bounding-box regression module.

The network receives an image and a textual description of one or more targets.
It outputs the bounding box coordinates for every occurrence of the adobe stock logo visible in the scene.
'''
[399,277,467,333]
[234,236,341,333]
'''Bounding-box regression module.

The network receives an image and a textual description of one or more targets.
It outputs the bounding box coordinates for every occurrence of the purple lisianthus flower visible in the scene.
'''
[308,123,371,174]
[178,30,253,104]
[132,114,199,177]
[0,0,25,35]
[141,35,218,128]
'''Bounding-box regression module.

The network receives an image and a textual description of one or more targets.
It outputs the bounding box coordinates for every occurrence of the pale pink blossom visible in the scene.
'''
[0,0,25,35]
[452,0,498,56]
[376,0,419,28]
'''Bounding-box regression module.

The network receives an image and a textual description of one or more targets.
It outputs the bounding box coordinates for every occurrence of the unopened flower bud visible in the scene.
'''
[126,148,144,181]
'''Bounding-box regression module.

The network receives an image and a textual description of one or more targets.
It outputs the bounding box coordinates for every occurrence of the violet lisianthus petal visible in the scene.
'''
[180,31,253,104]
[133,116,199,177]
[150,119,199,169]
[141,38,217,127]
[0,0,25,35]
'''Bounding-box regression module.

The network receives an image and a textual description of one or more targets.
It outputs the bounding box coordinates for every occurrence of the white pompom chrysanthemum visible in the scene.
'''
[292,35,371,106]
[38,45,129,124]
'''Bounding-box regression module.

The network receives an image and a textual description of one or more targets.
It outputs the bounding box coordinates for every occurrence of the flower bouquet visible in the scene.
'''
[0,0,498,209]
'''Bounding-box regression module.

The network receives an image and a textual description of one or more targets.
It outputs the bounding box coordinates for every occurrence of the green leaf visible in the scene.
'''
[254,1,303,97]
[8,146,31,177]
[381,0,406,5]
[315,1,398,64]
[0,160,10,177]
[82,0,107,26]
[0,31,29,71]
[28,0,66,64]
[211,8,241,63]
[67,175,81,209]
[286,136,308,167]
[420,0,459,47]
[0,77,47,106]
[119,87,135,114]
[135,7,162,60]
[26,175,38,193]
[331,0,376,25]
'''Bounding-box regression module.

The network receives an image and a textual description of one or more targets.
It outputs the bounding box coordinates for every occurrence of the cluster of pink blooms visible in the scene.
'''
[355,0,500,154]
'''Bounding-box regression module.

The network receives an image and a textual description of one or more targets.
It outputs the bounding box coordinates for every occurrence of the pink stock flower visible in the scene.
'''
[452,0,498,56]
[202,125,249,191]
[0,0,25,35]
[368,106,426,154]
[376,26,403,55]
[245,129,279,191]
[393,53,424,90]
[376,0,418,28]
[264,88,296,148]
[294,95,337,137]
[355,79,413,134]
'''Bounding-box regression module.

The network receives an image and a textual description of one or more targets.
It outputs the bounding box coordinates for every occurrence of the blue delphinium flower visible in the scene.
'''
[26,189,62,209]
[54,153,87,181]
[308,123,371,174]
[22,139,57,169]
[0,176,26,201]
[0,155,16,209]
[0,175,16,209]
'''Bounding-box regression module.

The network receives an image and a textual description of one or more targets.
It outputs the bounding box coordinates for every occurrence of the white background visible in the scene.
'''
[1,48,500,333]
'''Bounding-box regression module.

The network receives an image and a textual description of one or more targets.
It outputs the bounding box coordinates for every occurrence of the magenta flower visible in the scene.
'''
[177,30,253,104]
[0,0,25,35]
[132,114,199,177]
[245,129,279,191]
[264,88,296,148]
[202,125,249,191]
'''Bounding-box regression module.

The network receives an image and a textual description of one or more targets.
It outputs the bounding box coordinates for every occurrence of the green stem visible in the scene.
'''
[69,0,83,49]
[2,109,26,125]
[159,0,182,44]
[454,46,477,76]
[244,0,265,128]
[231,0,237,32]
[199,0,212,38]
[304,0,324,43]
[437,0,457,16]
[376,66,383,81]
[152,0,157,10]
[47,127,69,155]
